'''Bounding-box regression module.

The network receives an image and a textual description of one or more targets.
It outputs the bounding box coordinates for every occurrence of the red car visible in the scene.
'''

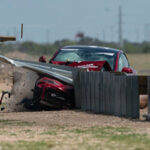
[50,46,136,73]
[25,46,136,109]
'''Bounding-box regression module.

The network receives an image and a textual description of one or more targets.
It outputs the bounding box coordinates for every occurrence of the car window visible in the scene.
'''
[53,51,81,62]
[118,53,129,71]
[53,48,117,70]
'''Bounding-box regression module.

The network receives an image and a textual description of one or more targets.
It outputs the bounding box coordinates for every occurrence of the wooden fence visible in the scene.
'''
[73,71,140,119]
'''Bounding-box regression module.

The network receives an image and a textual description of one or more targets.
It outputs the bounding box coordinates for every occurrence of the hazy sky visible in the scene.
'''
[0,0,150,43]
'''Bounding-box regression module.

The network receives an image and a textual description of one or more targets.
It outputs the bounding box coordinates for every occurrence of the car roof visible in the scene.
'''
[62,45,122,54]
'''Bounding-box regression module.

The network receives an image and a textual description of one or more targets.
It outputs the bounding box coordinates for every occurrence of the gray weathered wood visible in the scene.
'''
[73,71,81,109]
[131,76,139,119]
[126,76,133,118]
[86,72,91,111]
[120,76,127,117]
[99,72,103,113]
[73,71,140,119]
[101,72,105,113]
[114,75,121,116]
[95,72,100,113]
[81,72,86,111]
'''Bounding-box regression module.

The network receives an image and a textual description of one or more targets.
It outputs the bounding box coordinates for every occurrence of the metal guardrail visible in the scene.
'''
[0,55,74,85]
[73,71,139,119]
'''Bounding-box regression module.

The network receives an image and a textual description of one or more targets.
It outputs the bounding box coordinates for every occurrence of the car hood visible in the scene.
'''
[51,61,112,71]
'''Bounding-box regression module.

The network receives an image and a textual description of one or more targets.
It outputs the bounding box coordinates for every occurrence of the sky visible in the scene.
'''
[0,0,150,43]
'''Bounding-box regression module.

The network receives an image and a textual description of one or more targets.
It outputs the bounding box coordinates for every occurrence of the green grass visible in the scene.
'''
[0,119,34,127]
[41,130,56,135]
[0,126,149,150]
[70,126,150,150]
[0,141,54,150]
[23,129,32,133]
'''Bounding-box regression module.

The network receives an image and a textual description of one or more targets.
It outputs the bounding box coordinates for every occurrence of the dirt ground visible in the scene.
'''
[0,110,149,128]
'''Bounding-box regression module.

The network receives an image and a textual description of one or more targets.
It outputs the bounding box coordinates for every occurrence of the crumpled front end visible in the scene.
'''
[52,60,112,72]
[26,77,74,109]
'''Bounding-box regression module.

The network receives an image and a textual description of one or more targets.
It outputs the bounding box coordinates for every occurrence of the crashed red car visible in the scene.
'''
[25,46,136,109]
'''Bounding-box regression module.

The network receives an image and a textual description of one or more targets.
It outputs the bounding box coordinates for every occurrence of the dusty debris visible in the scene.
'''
[0,64,39,112]
[7,67,39,112]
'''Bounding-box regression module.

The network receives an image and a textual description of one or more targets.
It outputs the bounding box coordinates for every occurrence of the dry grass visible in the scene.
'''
[0,121,150,150]
[0,110,150,150]
[127,53,150,75]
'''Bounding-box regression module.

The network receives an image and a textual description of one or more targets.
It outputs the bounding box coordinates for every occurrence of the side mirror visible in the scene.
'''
[122,67,133,73]
[39,56,47,63]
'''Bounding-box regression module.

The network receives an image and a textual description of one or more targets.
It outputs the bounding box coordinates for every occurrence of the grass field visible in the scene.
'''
[127,53,150,75]
[0,119,150,150]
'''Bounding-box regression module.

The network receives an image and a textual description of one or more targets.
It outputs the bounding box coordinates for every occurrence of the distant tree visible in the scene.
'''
[1,36,150,56]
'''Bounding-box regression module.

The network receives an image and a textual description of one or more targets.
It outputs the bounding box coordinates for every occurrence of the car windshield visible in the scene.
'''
[53,48,117,70]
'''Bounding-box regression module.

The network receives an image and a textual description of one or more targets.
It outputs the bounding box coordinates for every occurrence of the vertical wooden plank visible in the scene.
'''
[89,72,93,111]
[109,73,113,114]
[86,72,91,111]
[83,72,88,111]
[131,76,139,119]
[126,76,132,118]
[73,70,81,109]
[109,73,113,115]
[84,71,88,111]
[102,72,109,114]
[99,72,103,113]
[105,72,109,114]
[103,72,107,114]
[80,72,83,110]
[119,75,123,117]
[101,72,105,113]
[95,72,100,113]
[106,72,111,114]
[120,75,127,117]
[90,72,95,112]
[114,75,117,116]
[102,72,106,114]
[130,76,134,118]
[81,72,86,111]
[110,74,116,115]
[114,75,121,116]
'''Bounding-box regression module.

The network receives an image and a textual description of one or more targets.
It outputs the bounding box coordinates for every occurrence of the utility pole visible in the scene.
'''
[46,29,50,43]
[110,25,114,42]
[144,24,150,42]
[136,28,140,43]
[118,5,123,48]
[102,29,106,41]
